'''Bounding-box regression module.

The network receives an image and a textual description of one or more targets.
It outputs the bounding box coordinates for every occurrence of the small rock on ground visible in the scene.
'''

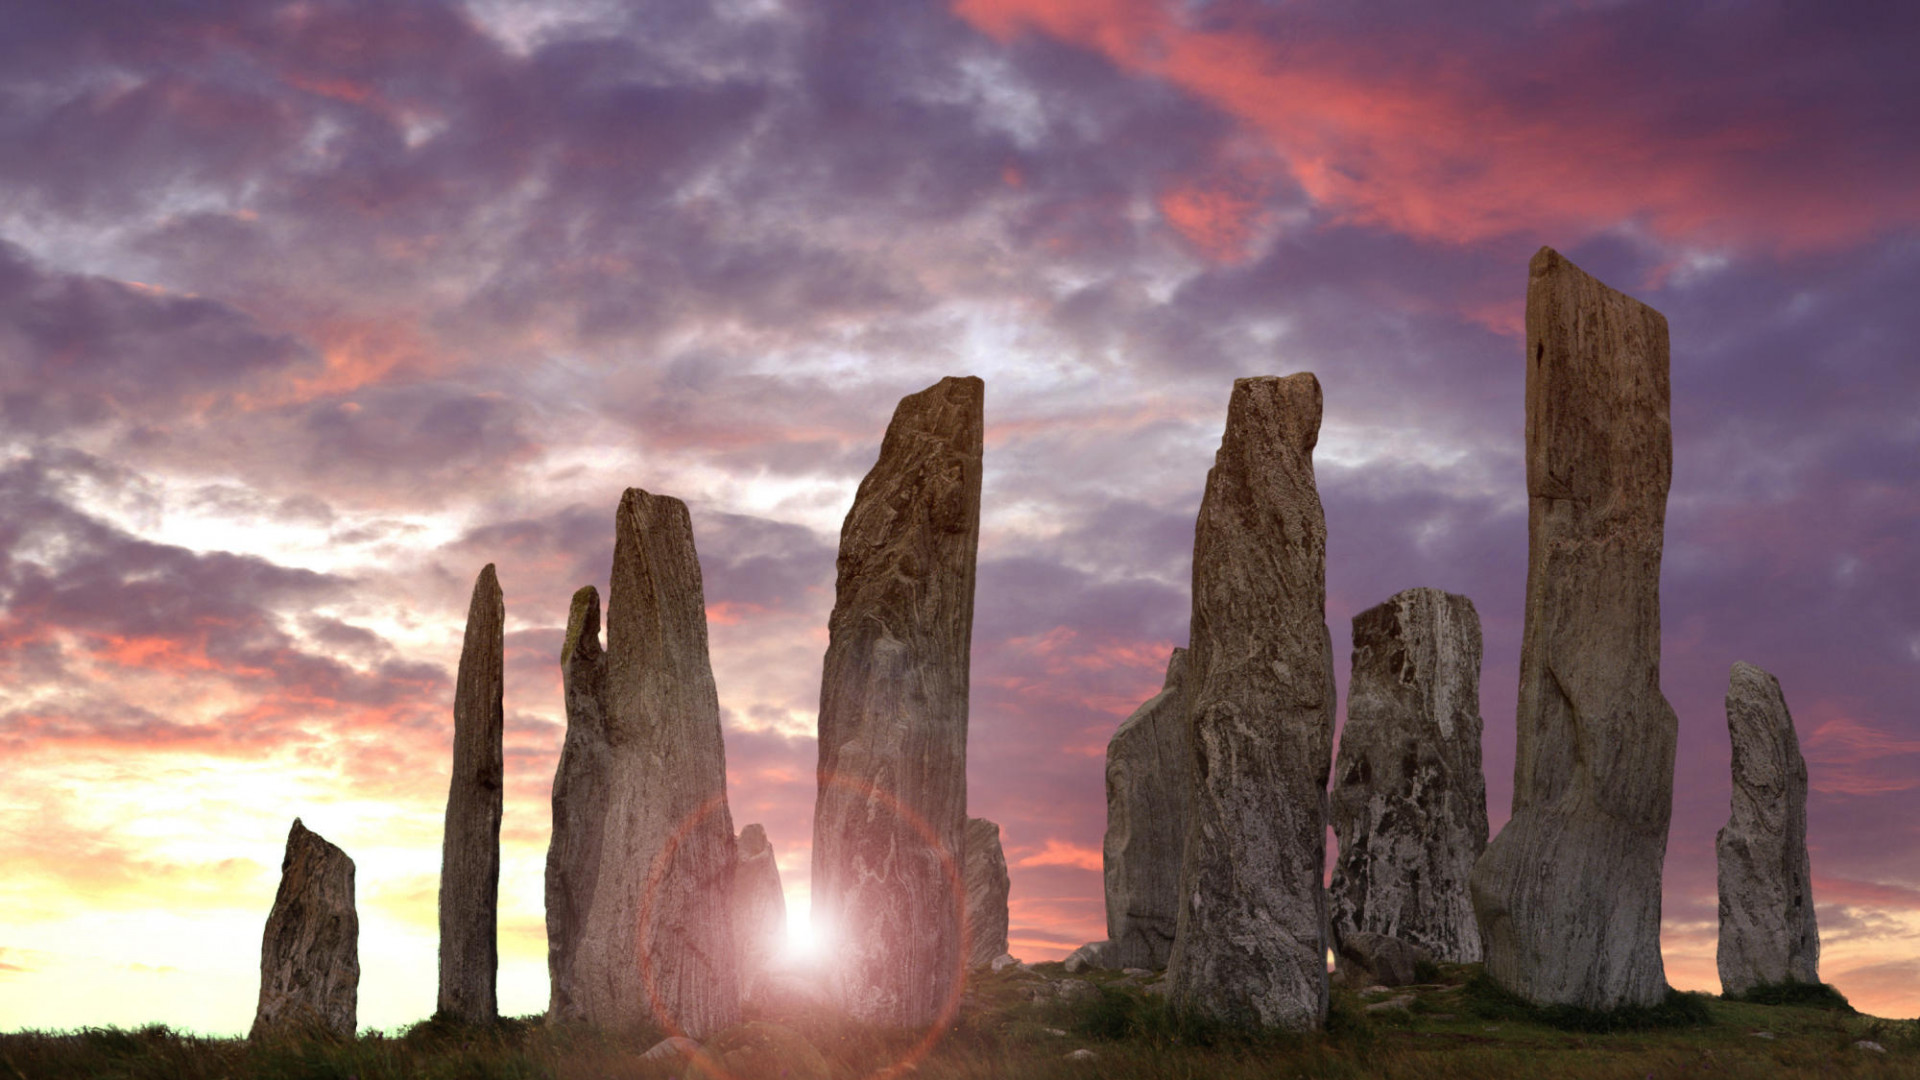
[1854,1040,1886,1053]
[640,1036,699,1062]
[1065,1048,1098,1061]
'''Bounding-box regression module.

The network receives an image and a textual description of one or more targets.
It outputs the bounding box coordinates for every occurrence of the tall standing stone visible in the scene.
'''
[542,490,739,1038]
[251,819,358,1041]
[963,817,1010,969]
[1717,662,1821,995]
[1469,247,1677,1010]
[811,376,983,1026]
[1166,374,1336,1030]
[1330,588,1487,964]
[734,823,788,998]
[438,563,504,1024]
[1102,647,1192,970]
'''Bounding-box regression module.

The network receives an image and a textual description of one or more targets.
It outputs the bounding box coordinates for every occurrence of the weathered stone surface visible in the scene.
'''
[1333,932,1433,989]
[543,490,739,1037]
[1330,588,1487,964]
[1717,662,1821,996]
[811,376,983,1026]
[1166,374,1336,1031]
[1063,941,1116,974]
[251,819,358,1041]
[438,563,504,1024]
[964,818,1011,970]
[1470,247,1677,1010]
[1102,648,1192,971]
[734,823,787,998]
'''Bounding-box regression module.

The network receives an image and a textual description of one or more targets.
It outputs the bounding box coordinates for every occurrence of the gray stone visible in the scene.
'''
[1470,247,1678,1010]
[1166,374,1336,1031]
[964,818,1011,969]
[640,1036,701,1063]
[543,490,739,1038]
[437,563,504,1024]
[1062,940,1116,974]
[1333,931,1432,989]
[1065,1048,1099,1062]
[990,953,1021,972]
[1717,662,1821,996]
[811,376,983,1026]
[251,819,358,1041]
[734,823,787,999]
[1102,648,1192,971]
[1330,588,1487,964]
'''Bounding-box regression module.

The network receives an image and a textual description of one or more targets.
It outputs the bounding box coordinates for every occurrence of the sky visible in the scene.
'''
[0,0,1915,1037]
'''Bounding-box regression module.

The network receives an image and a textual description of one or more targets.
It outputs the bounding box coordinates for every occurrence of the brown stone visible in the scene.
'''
[811,376,983,1025]
[543,490,739,1037]
[1469,247,1677,1010]
[437,563,504,1024]
[1103,648,1191,970]
[734,823,787,999]
[964,817,1010,969]
[1165,374,1336,1031]
[251,819,358,1041]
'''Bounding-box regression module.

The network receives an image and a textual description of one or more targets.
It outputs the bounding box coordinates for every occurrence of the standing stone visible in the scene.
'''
[1102,648,1192,970]
[811,376,983,1026]
[964,817,1010,969]
[1717,662,1821,995]
[1330,588,1487,965]
[734,823,788,998]
[1469,247,1677,1010]
[251,819,358,1041]
[542,490,739,1038]
[438,563,504,1024]
[1165,374,1336,1031]
[545,585,613,1025]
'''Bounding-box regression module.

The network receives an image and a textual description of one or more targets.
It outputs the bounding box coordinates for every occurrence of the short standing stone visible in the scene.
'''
[1717,662,1821,995]
[734,824,787,998]
[1166,374,1336,1031]
[1063,941,1117,974]
[1332,932,1433,989]
[1470,247,1678,1010]
[964,818,1011,969]
[438,563,504,1024]
[1103,648,1191,970]
[251,819,358,1041]
[811,376,983,1025]
[543,490,740,1037]
[1330,588,1487,965]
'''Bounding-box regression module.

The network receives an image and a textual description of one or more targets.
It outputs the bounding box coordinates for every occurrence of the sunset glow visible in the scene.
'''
[2,0,1917,1036]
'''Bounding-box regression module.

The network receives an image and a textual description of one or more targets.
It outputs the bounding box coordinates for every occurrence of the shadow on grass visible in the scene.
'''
[1461,971,1713,1032]
[1724,979,1856,1013]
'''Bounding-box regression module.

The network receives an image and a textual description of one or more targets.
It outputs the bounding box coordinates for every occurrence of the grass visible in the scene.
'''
[4,964,1918,1079]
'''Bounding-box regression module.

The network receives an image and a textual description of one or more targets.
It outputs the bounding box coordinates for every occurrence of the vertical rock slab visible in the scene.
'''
[438,563,504,1024]
[1102,648,1192,970]
[1329,588,1487,964]
[963,817,1010,969]
[811,376,983,1026]
[544,490,740,1037]
[734,823,788,998]
[1469,247,1677,1010]
[1717,662,1821,995]
[251,819,358,1041]
[545,586,612,1025]
[1166,374,1336,1030]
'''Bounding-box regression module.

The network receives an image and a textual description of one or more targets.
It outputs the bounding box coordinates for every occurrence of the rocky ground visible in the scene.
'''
[6,961,1918,1078]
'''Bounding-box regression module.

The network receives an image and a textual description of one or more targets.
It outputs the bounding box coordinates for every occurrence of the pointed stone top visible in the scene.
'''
[1163,646,1188,681]
[879,377,984,451]
[1221,374,1322,458]
[1730,660,1778,688]
[562,585,601,667]
[739,823,770,856]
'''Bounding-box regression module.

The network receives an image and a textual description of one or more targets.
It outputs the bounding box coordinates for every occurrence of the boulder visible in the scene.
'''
[688,1021,831,1080]
[251,819,358,1041]
[1330,588,1487,963]
[1470,247,1678,1010]
[1062,940,1117,974]
[810,376,983,1025]
[1165,374,1336,1031]
[437,563,504,1024]
[1333,931,1433,989]
[734,823,787,998]
[1717,662,1821,995]
[1102,648,1191,970]
[543,490,740,1038]
[964,817,1011,969]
